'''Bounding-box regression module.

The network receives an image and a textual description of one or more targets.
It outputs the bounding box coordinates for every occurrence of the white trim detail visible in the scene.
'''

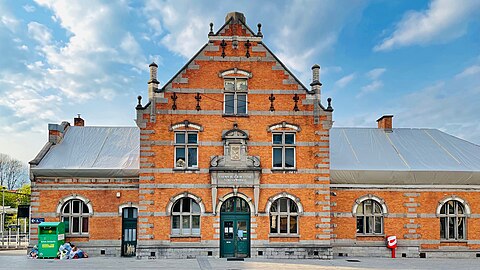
[56,194,94,217]
[436,196,471,217]
[220,68,252,78]
[265,192,304,214]
[267,121,301,132]
[118,202,139,216]
[166,192,206,215]
[216,192,254,215]
[352,194,388,217]
[170,121,203,131]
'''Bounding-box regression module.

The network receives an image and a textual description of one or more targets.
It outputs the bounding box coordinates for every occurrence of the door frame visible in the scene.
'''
[219,197,251,258]
[121,207,138,257]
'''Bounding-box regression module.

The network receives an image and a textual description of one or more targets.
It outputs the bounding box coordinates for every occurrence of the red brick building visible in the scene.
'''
[29,12,480,259]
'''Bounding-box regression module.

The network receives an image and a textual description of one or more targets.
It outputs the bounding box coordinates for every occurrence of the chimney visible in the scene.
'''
[148,62,159,100]
[225,11,246,24]
[310,64,322,98]
[377,115,393,131]
[48,121,70,144]
[74,114,84,126]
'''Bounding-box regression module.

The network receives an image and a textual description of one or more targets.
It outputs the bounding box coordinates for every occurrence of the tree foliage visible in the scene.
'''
[0,153,28,190]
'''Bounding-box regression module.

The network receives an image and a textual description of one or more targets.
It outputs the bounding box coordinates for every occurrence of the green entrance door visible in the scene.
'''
[121,207,138,257]
[220,197,251,258]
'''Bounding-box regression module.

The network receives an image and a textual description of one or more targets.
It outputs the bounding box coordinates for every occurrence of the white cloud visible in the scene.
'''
[23,5,36,13]
[366,68,386,80]
[30,0,148,100]
[455,65,480,78]
[334,73,355,88]
[374,0,480,51]
[357,80,383,98]
[357,68,386,98]
[28,22,53,45]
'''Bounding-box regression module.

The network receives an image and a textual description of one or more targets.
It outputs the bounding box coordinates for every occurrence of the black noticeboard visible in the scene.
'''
[17,205,30,218]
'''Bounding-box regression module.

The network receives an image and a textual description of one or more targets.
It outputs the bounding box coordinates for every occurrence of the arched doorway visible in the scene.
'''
[220,197,251,258]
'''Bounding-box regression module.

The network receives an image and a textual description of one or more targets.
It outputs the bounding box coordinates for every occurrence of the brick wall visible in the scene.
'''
[331,187,480,258]
[135,15,333,258]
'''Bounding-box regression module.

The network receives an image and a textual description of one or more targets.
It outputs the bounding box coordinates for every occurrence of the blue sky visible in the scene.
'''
[0,0,479,164]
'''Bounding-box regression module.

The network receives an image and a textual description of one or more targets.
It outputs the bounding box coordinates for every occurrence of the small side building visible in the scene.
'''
[29,118,140,256]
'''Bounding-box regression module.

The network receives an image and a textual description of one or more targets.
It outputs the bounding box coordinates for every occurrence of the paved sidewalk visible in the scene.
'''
[0,250,479,269]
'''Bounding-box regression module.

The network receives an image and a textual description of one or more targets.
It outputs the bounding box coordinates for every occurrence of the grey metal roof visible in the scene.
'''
[30,125,480,184]
[31,126,139,178]
[330,128,480,185]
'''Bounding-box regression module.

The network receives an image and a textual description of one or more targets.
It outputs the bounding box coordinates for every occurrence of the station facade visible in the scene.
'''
[29,12,480,259]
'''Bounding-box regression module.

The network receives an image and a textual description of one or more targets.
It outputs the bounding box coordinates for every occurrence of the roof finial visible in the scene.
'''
[257,23,263,37]
[209,22,214,36]
[326,98,333,112]
[136,95,143,109]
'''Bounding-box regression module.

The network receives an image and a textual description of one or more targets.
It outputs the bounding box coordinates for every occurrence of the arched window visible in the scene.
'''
[440,200,466,240]
[171,198,200,235]
[356,199,383,235]
[269,198,298,235]
[220,197,250,213]
[61,199,90,235]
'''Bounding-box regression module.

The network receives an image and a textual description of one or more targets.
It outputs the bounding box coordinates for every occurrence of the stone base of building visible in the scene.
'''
[333,245,480,259]
[136,245,333,259]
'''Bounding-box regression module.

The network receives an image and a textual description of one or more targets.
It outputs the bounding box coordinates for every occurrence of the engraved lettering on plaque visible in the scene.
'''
[231,145,241,161]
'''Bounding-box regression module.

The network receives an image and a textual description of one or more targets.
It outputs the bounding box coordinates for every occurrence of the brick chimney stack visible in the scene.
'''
[74,114,84,126]
[148,62,159,100]
[48,121,70,144]
[377,115,393,130]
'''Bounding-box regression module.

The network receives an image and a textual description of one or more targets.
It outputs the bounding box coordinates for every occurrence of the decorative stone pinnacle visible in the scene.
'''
[326,97,334,112]
[257,23,263,37]
[136,95,143,109]
[209,22,214,36]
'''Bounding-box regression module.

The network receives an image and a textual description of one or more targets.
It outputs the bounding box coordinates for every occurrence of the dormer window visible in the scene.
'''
[224,78,248,115]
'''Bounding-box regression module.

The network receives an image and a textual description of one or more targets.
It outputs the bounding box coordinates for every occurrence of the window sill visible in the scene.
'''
[65,234,90,238]
[271,168,297,172]
[268,234,300,238]
[173,168,199,172]
[355,234,385,238]
[222,114,249,118]
[440,240,468,243]
[170,234,201,238]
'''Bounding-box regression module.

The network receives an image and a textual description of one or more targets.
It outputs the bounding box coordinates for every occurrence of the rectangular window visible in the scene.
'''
[174,132,198,169]
[224,78,248,115]
[272,133,296,169]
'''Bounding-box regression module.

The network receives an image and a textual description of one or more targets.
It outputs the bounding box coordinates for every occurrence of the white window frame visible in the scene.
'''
[272,132,296,169]
[439,200,467,241]
[269,197,299,235]
[223,78,248,115]
[61,199,90,236]
[355,199,384,235]
[171,198,201,236]
[174,131,198,169]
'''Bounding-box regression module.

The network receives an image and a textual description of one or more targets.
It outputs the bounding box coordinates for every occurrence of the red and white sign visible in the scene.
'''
[386,235,397,249]
[386,235,397,258]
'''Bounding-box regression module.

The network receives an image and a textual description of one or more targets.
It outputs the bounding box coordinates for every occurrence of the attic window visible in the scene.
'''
[224,78,248,116]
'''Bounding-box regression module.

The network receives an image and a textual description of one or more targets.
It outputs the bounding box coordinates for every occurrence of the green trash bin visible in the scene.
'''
[38,222,65,258]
